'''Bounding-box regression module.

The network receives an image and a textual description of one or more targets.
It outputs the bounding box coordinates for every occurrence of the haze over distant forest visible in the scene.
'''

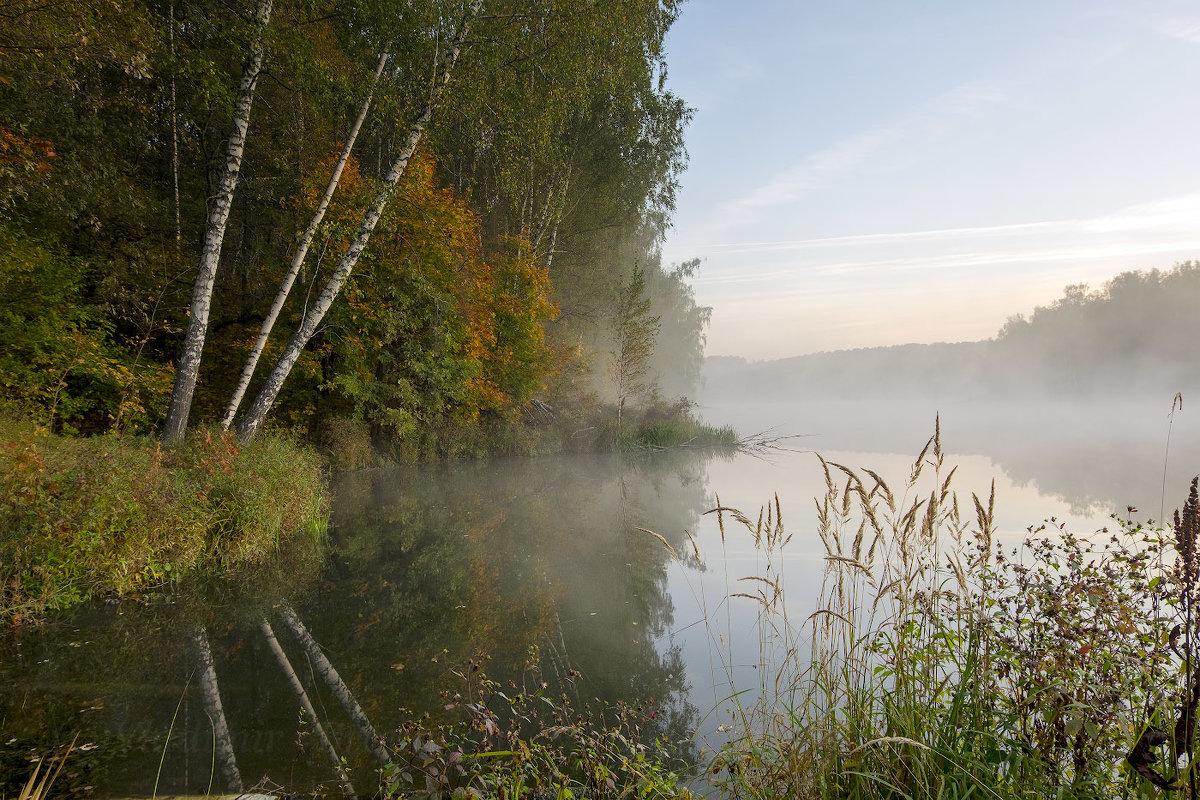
[702,261,1200,406]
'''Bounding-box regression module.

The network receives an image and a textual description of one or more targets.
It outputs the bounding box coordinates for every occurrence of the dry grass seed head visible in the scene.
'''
[636,527,678,561]
[939,465,958,505]
[683,528,702,566]
[824,555,874,578]
[909,434,933,485]
[864,469,896,512]
[1175,477,1200,588]
[713,494,727,545]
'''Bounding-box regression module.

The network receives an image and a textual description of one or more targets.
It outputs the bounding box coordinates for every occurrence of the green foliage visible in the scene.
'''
[0,223,172,433]
[318,153,560,444]
[635,400,737,450]
[379,655,695,799]
[611,264,662,420]
[646,257,710,401]
[587,396,737,452]
[994,262,1200,392]
[0,417,328,623]
[0,0,701,450]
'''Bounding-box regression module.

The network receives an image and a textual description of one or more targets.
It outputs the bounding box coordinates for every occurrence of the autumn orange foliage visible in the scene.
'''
[298,147,559,436]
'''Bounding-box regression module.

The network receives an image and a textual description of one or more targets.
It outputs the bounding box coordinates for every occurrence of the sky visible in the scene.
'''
[660,0,1200,359]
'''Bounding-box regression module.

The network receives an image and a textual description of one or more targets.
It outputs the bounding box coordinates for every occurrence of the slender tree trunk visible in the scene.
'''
[220,51,390,432]
[163,0,273,443]
[536,171,570,273]
[260,619,356,797]
[277,604,393,765]
[543,217,561,272]
[190,628,243,792]
[236,0,484,443]
[170,0,181,253]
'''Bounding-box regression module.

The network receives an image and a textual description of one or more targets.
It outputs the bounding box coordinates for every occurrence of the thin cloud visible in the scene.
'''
[689,220,1072,256]
[1153,18,1200,45]
[712,79,1017,226]
[1084,192,1200,233]
[683,192,1200,261]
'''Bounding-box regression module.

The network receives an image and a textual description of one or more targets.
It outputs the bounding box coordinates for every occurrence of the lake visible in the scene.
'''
[3,395,1198,795]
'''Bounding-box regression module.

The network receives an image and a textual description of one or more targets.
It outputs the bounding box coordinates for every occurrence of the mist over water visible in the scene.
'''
[702,394,1199,524]
[5,386,1195,792]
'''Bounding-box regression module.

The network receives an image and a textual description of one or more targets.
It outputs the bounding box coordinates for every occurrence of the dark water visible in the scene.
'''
[4,396,1200,795]
[0,452,713,796]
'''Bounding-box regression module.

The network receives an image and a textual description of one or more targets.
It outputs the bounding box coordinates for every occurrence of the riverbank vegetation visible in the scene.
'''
[372,656,695,798]
[0,417,327,624]
[1,0,707,451]
[1,0,718,622]
[695,427,1197,799]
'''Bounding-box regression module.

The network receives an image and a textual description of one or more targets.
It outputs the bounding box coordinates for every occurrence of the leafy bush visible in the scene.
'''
[0,223,172,434]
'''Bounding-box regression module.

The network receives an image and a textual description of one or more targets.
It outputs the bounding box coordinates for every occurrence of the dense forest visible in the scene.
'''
[0,0,708,450]
[703,261,1200,404]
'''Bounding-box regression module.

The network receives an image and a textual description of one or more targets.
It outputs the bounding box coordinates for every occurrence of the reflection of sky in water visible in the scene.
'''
[655,435,1127,750]
[5,397,1197,793]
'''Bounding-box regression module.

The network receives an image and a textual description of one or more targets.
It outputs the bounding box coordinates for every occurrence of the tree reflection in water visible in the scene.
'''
[0,450,717,795]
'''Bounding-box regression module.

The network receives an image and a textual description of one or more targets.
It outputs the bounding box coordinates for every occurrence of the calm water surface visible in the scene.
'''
[3,398,1198,794]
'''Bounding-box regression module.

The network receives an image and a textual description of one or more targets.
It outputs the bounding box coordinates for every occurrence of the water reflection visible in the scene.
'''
[702,396,1200,523]
[0,452,711,795]
[4,398,1199,794]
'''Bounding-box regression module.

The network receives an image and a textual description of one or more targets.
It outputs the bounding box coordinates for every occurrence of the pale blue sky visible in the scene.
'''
[662,0,1200,358]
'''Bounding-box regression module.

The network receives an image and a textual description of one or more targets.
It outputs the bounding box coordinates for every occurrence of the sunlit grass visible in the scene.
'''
[0,416,329,623]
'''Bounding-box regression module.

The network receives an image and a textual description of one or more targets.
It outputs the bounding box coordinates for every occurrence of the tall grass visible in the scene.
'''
[699,423,1196,799]
[0,417,328,623]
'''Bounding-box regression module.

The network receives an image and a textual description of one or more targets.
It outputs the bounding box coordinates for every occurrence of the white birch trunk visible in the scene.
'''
[170,1,181,252]
[163,0,273,443]
[536,171,570,274]
[278,604,393,765]
[236,0,484,443]
[219,51,390,432]
[260,619,356,797]
[190,627,243,792]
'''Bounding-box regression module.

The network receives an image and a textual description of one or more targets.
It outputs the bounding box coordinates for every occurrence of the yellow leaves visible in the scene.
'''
[328,148,560,420]
[0,127,57,170]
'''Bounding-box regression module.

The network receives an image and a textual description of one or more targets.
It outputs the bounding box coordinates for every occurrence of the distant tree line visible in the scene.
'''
[0,0,706,443]
[704,262,1200,403]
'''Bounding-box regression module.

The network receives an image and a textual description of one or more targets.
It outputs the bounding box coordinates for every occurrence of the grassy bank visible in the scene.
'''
[693,427,1196,799]
[0,418,328,623]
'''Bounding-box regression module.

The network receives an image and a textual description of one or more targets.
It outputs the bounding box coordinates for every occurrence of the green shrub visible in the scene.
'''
[379,654,695,799]
[0,418,328,623]
[318,415,379,472]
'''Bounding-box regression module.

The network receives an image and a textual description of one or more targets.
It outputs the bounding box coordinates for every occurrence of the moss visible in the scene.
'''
[0,418,328,623]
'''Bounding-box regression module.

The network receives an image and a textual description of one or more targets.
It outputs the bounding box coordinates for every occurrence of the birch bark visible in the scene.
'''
[278,604,393,765]
[190,627,243,792]
[169,0,181,253]
[260,619,356,797]
[163,0,272,443]
[236,0,484,443]
[219,51,390,432]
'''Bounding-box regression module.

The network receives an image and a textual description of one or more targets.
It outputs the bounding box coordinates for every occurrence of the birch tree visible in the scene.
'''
[219,50,390,432]
[236,0,484,443]
[162,0,273,443]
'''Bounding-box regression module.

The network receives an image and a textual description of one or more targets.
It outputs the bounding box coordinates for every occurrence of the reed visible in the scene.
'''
[693,423,1199,799]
